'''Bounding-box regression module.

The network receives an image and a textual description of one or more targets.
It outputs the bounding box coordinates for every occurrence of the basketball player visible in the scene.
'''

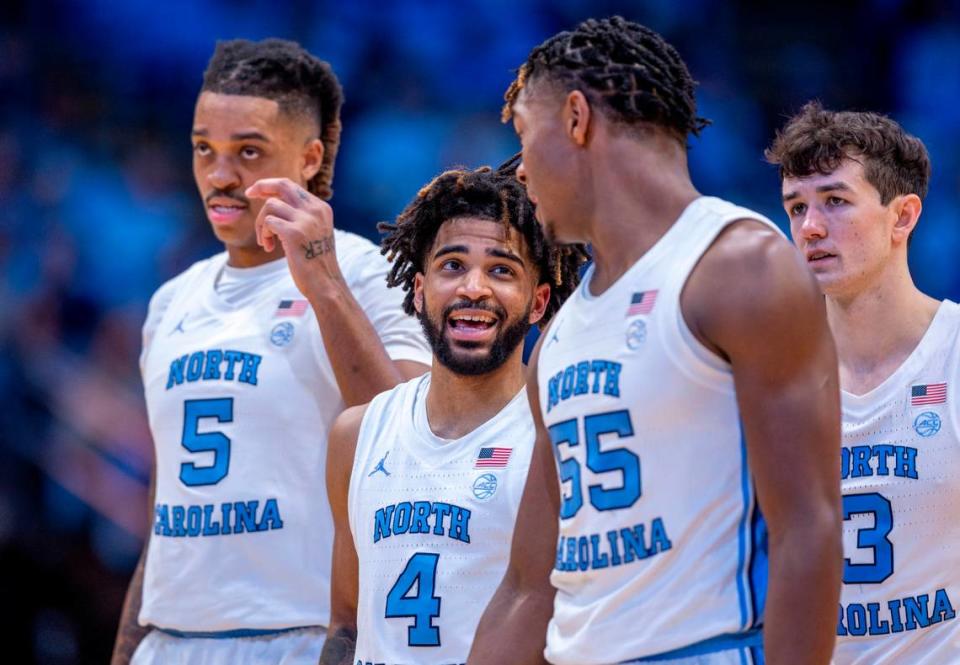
[767,102,960,664]
[111,39,431,665]
[470,18,842,664]
[317,165,586,664]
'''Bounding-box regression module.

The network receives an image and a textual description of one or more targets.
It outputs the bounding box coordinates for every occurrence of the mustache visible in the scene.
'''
[205,188,249,206]
[441,300,506,322]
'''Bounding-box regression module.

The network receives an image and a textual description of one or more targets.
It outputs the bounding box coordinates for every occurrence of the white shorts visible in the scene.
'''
[131,627,326,665]
[626,646,762,665]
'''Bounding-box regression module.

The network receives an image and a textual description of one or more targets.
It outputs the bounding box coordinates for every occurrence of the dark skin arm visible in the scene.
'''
[684,221,842,665]
[468,332,556,665]
[110,470,155,665]
[247,178,427,406]
[318,404,367,665]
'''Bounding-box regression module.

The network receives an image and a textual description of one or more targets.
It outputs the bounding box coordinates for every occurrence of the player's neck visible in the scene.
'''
[584,137,699,296]
[424,354,525,440]
[826,265,940,395]
[225,243,285,268]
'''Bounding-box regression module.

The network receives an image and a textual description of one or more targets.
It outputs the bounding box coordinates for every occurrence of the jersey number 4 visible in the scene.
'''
[548,409,641,519]
[842,492,894,584]
[179,398,233,486]
[385,552,441,647]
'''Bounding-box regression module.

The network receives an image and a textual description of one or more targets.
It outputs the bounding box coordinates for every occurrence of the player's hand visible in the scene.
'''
[246,177,344,296]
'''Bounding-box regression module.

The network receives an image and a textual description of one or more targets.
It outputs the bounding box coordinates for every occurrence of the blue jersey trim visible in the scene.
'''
[155,625,321,639]
[621,629,763,662]
[735,421,753,630]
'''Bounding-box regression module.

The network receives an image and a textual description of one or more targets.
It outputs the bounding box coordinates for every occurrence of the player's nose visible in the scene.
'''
[799,206,828,240]
[207,156,242,191]
[516,160,527,185]
[456,267,493,299]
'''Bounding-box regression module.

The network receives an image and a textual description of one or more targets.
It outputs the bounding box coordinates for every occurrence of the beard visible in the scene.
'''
[419,297,532,376]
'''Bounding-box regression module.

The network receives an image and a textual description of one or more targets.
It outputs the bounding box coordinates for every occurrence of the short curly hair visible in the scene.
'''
[503,16,709,141]
[201,38,344,200]
[765,101,930,204]
[379,161,589,328]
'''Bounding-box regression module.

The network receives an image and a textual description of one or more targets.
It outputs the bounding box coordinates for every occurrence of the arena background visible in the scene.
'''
[2,0,959,662]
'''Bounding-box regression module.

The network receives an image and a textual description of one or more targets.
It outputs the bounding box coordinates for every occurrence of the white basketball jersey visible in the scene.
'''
[834,300,960,664]
[348,373,534,664]
[139,230,431,633]
[538,197,780,664]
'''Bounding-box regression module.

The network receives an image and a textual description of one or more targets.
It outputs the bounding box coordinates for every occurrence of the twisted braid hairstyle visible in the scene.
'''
[201,38,343,200]
[379,160,589,329]
[504,16,709,141]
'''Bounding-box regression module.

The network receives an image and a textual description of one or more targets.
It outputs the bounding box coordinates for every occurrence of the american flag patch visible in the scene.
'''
[275,299,309,317]
[911,382,947,406]
[475,447,512,468]
[627,290,658,317]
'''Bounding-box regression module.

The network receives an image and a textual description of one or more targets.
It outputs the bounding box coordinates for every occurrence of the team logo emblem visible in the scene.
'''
[368,451,391,477]
[270,322,295,347]
[913,411,941,438]
[626,319,647,350]
[472,473,498,501]
[169,313,188,335]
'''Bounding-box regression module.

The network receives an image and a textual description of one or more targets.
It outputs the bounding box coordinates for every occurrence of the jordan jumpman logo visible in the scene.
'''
[368,451,391,477]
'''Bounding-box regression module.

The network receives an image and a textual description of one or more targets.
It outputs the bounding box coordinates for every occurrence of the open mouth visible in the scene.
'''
[207,199,248,224]
[447,310,499,340]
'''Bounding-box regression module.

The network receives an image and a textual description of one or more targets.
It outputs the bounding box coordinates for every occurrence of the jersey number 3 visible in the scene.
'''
[842,492,894,584]
[179,398,233,486]
[548,409,641,519]
[386,552,441,647]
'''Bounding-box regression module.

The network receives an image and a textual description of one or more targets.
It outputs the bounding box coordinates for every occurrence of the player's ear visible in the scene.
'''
[891,193,922,245]
[301,138,324,182]
[528,282,551,326]
[564,90,591,147]
[413,273,425,314]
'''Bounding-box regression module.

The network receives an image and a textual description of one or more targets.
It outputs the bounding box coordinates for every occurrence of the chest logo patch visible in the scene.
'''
[368,451,391,477]
[913,411,941,438]
[270,322,295,347]
[626,319,647,350]
[473,473,498,501]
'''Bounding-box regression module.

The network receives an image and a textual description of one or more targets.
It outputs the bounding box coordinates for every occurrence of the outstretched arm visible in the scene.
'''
[468,337,557,664]
[318,404,367,665]
[688,221,842,665]
[247,178,427,406]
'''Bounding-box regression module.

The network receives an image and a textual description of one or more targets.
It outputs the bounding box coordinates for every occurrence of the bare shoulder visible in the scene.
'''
[683,219,825,359]
[326,403,371,501]
[329,403,370,460]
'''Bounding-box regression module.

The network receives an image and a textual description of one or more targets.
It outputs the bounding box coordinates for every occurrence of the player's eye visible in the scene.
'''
[789,202,806,217]
[827,196,846,206]
[491,265,515,277]
[440,259,462,272]
[193,142,211,157]
[240,146,261,160]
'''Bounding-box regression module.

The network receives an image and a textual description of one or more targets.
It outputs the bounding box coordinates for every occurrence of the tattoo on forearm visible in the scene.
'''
[110,553,151,665]
[318,626,357,665]
[303,235,334,259]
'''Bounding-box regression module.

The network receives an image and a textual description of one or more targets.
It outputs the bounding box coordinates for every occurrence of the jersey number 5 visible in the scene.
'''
[180,398,233,486]
[548,409,641,519]
[385,552,441,647]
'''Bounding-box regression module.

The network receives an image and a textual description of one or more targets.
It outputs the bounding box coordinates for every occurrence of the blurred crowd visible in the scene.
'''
[1,0,958,661]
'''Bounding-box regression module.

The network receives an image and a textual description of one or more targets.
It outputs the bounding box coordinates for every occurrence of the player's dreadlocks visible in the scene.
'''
[503,16,709,141]
[379,160,589,329]
[201,38,343,200]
